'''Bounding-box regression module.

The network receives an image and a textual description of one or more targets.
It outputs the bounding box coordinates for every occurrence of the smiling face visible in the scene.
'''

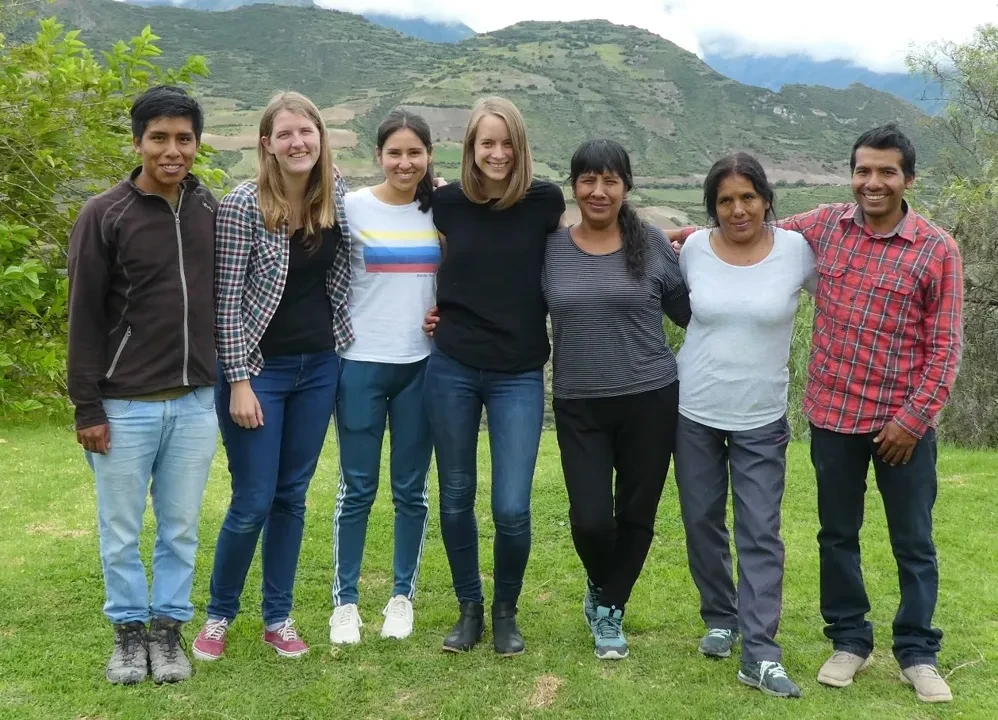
[261,109,321,179]
[714,173,770,244]
[851,146,913,224]
[473,113,514,192]
[133,115,198,197]
[377,127,431,197]
[574,169,625,229]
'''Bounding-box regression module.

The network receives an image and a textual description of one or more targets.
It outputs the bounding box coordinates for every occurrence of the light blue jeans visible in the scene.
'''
[86,387,218,625]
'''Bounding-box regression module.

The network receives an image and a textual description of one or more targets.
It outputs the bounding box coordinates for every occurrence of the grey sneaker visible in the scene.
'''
[583,578,600,627]
[817,650,872,687]
[147,617,192,684]
[106,622,149,685]
[699,628,739,658]
[900,664,952,703]
[591,606,628,660]
[738,661,803,698]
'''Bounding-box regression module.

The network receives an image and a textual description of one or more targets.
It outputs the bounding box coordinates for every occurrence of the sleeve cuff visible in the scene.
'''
[222,365,251,383]
[894,408,929,439]
[74,403,108,431]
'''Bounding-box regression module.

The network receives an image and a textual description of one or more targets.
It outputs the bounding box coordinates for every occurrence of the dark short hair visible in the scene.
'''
[702,152,776,225]
[130,85,204,143]
[850,123,916,179]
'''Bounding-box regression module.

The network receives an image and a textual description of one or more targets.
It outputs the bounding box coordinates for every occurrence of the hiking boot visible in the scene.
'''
[192,618,228,661]
[106,621,149,685]
[381,595,414,640]
[492,601,525,656]
[263,618,308,658]
[901,664,952,703]
[817,650,872,688]
[699,628,739,658]
[442,600,484,653]
[147,617,192,684]
[592,606,628,660]
[738,661,802,698]
[583,578,600,627]
[329,603,363,645]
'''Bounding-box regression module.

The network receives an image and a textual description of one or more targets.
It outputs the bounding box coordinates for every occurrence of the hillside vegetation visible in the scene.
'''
[45,0,942,181]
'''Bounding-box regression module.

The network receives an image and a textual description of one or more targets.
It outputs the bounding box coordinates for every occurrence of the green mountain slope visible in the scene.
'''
[44,0,943,180]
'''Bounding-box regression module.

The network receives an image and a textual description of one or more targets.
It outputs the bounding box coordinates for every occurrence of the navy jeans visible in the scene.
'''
[207,351,338,625]
[332,358,432,606]
[423,347,544,605]
[811,424,942,669]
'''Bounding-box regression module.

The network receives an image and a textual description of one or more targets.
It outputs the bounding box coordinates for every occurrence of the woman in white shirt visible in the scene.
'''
[675,153,816,699]
[328,109,440,645]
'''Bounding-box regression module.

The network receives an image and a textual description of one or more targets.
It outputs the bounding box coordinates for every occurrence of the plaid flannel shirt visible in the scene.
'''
[214,174,354,383]
[777,203,963,437]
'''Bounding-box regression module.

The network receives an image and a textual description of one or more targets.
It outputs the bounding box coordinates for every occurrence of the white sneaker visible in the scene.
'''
[329,603,363,645]
[380,595,414,640]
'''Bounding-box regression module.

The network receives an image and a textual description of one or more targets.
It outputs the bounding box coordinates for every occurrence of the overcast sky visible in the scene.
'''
[319,0,998,72]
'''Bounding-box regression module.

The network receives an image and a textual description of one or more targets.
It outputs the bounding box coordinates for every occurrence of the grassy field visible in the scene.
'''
[1,424,996,719]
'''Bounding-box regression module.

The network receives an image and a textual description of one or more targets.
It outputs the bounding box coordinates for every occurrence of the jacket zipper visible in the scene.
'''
[172,190,191,387]
[105,326,132,379]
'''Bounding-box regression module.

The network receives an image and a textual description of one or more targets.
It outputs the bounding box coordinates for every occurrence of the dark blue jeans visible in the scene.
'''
[810,424,942,669]
[423,347,544,605]
[207,351,338,625]
[332,358,432,606]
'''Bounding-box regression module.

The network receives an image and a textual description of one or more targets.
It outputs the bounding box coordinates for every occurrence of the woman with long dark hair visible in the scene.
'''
[674,152,815,698]
[545,139,691,660]
[328,109,440,645]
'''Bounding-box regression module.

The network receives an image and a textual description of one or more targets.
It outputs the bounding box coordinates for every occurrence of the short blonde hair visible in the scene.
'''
[460,96,533,210]
[256,91,336,238]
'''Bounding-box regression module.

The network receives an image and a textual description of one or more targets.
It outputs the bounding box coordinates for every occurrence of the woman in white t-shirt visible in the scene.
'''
[328,109,440,645]
[674,153,816,699]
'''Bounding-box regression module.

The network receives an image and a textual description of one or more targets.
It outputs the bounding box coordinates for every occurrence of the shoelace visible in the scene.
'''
[118,625,147,663]
[593,616,622,640]
[275,618,300,641]
[760,661,789,680]
[707,628,734,640]
[383,598,409,620]
[203,618,228,641]
[334,606,359,627]
[153,623,186,661]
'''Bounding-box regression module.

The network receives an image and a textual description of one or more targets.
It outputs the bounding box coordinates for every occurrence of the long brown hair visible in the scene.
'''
[460,96,533,210]
[256,91,336,244]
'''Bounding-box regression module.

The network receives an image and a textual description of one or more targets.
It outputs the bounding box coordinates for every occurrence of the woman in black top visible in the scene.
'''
[425,96,565,656]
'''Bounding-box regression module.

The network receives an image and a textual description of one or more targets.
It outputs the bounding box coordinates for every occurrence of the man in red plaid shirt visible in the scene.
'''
[672,124,963,703]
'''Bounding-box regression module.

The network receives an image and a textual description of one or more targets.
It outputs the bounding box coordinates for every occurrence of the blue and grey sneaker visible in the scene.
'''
[583,578,600,627]
[737,661,803,698]
[591,606,628,660]
[699,628,739,658]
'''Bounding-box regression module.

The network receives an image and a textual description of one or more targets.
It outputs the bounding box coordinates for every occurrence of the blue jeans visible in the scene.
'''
[87,387,218,625]
[206,351,338,625]
[811,425,942,669]
[423,347,544,605]
[332,358,432,606]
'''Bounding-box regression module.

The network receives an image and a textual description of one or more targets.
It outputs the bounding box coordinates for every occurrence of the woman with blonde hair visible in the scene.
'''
[192,90,352,661]
[423,96,565,656]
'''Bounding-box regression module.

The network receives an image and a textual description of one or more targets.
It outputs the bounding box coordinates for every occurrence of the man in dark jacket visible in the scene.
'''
[67,85,219,685]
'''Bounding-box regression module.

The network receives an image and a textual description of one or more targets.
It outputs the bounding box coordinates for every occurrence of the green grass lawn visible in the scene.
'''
[1,424,996,719]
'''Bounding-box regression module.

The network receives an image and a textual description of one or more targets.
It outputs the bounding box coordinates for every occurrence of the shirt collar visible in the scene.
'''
[840,199,916,242]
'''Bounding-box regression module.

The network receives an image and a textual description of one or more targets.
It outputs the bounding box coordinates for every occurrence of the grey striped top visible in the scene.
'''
[543,224,691,400]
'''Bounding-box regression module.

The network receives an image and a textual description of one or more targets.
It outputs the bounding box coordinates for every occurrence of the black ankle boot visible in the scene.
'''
[442,600,485,652]
[492,601,524,656]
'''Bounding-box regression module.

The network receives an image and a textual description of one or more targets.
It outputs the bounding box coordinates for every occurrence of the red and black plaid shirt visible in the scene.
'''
[777,203,963,437]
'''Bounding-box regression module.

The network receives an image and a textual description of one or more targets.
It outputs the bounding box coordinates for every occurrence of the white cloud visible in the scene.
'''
[318,0,998,72]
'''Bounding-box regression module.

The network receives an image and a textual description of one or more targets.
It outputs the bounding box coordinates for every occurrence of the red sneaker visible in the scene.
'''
[192,618,229,661]
[263,618,308,658]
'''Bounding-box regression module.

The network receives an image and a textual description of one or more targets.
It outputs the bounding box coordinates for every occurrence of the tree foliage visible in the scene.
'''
[909,25,998,446]
[0,8,223,415]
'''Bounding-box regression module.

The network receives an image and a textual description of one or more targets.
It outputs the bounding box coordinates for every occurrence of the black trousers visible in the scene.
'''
[811,424,942,668]
[553,381,679,610]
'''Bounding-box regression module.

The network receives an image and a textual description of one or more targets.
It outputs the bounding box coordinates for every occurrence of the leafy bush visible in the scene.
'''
[0,14,224,418]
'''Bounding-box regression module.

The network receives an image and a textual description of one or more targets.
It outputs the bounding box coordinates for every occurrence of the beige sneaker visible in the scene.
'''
[817,650,872,687]
[900,664,953,703]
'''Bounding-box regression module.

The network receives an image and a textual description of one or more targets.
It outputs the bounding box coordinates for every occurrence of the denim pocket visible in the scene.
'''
[193,385,216,411]
[102,398,133,419]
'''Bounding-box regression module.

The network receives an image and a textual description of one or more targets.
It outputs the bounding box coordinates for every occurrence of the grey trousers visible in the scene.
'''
[674,413,790,663]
